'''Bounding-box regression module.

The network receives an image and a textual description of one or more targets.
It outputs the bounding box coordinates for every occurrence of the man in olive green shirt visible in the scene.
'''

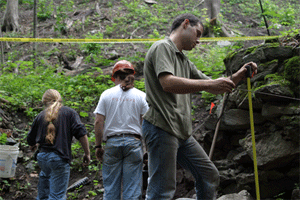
[142,13,257,200]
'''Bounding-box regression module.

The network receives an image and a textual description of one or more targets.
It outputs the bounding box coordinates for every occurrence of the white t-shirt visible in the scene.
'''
[94,85,149,140]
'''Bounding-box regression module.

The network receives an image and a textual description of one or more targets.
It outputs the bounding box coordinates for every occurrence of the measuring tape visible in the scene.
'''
[246,65,261,200]
[0,35,279,43]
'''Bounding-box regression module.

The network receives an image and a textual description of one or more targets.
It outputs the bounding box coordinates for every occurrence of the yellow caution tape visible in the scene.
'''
[0,36,279,43]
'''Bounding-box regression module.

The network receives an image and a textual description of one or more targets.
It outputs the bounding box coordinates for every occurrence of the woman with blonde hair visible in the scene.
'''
[27,89,90,200]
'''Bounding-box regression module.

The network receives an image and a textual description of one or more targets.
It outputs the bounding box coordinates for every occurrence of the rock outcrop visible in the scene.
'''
[192,35,300,199]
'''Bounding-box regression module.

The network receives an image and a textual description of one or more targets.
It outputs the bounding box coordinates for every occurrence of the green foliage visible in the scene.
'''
[67,191,79,199]
[37,0,54,21]
[191,102,198,121]
[148,29,162,39]
[187,43,241,79]
[54,0,75,34]
[134,79,146,92]
[145,29,164,48]
[79,111,89,118]
[262,1,296,26]
[55,11,67,33]
[0,0,6,7]
[0,133,7,145]
[93,180,99,186]
[79,33,114,66]
[0,64,112,119]
[105,0,203,38]
[88,190,97,196]
[222,0,299,34]
[88,165,99,172]
[280,28,300,37]
[80,33,104,54]
[119,51,146,63]
[71,141,82,156]
[227,0,244,5]
[19,0,34,4]
[203,18,223,37]
[201,91,217,104]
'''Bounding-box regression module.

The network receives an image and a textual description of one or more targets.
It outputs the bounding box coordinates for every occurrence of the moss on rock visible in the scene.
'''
[245,45,259,54]
[284,56,300,83]
[224,50,238,61]
[253,73,293,95]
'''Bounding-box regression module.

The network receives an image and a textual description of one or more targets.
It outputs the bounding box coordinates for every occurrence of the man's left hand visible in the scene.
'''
[236,62,258,80]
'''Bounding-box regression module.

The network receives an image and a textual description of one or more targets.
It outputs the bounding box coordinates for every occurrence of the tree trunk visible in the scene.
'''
[205,0,220,37]
[205,0,220,20]
[33,0,37,68]
[204,0,231,37]
[1,0,19,32]
[0,24,4,65]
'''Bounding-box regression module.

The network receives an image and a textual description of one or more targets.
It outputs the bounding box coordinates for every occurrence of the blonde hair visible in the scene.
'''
[42,89,63,145]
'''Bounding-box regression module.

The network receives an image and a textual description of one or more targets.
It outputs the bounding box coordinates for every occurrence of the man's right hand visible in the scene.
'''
[96,147,104,162]
[205,77,235,94]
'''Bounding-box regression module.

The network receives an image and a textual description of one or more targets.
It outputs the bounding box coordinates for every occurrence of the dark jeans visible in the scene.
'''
[142,120,220,200]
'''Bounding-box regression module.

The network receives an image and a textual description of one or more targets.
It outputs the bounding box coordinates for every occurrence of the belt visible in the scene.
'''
[107,133,141,140]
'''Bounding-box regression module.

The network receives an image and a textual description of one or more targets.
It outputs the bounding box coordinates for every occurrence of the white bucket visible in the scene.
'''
[0,145,19,178]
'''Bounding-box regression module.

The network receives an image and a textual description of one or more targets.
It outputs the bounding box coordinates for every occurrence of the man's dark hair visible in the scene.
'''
[171,13,203,33]
[113,69,134,80]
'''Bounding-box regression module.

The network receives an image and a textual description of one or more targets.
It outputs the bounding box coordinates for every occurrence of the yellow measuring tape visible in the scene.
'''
[0,35,279,43]
[246,66,260,200]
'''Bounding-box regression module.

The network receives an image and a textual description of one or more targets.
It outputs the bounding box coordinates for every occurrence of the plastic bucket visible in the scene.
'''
[0,145,19,178]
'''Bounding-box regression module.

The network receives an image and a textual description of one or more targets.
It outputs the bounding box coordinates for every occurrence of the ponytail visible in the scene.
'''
[42,89,63,145]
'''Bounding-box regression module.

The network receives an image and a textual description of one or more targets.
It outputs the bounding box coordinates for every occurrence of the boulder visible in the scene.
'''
[261,103,300,118]
[205,109,266,131]
[239,131,299,169]
[292,189,300,200]
[233,151,253,164]
[254,84,295,103]
[251,60,279,83]
[223,44,296,74]
[223,109,266,128]
[283,56,300,83]
[217,190,254,200]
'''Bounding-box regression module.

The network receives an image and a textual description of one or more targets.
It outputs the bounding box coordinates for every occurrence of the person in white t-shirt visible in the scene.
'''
[94,60,149,200]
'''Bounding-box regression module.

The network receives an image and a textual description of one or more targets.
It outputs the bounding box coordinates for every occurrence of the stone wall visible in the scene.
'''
[196,35,299,199]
